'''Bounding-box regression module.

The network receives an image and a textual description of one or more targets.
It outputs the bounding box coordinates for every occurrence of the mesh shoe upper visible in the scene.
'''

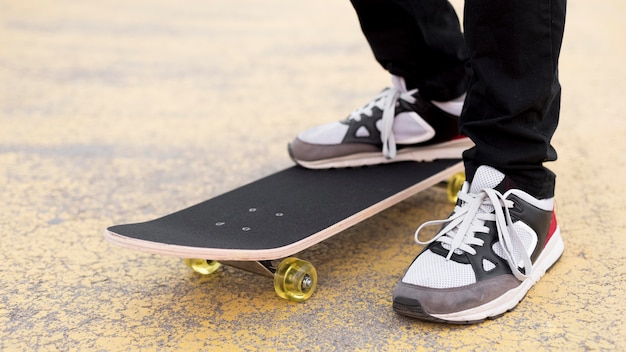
[297,76,436,157]
[405,166,553,287]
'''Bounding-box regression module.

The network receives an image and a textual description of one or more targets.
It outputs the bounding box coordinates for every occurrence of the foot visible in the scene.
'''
[392,165,564,324]
[288,75,472,169]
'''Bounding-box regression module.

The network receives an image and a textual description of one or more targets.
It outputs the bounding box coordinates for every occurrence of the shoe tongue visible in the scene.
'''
[469,165,513,194]
[391,75,409,93]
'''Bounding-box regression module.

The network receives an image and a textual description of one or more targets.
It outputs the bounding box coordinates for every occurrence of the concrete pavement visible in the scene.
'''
[1,0,625,350]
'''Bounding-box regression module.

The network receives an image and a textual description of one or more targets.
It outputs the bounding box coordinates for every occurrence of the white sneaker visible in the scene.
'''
[392,165,564,324]
[289,75,472,169]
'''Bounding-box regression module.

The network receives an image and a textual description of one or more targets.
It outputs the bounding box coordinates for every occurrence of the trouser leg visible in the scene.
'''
[350,0,470,101]
[461,0,566,199]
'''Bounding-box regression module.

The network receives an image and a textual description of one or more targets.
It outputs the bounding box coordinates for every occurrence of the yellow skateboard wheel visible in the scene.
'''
[447,172,465,204]
[273,257,317,302]
[184,259,222,275]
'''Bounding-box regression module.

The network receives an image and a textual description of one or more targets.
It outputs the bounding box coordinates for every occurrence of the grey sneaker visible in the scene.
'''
[289,75,472,169]
[392,165,564,324]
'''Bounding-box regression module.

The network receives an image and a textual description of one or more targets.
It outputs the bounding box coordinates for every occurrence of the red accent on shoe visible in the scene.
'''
[546,211,558,245]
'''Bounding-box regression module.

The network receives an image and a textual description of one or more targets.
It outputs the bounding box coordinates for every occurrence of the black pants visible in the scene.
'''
[351,0,566,199]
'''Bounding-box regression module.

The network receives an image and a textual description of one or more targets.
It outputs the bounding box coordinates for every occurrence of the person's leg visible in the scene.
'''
[392,0,567,323]
[461,0,566,199]
[351,0,470,101]
[289,0,473,169]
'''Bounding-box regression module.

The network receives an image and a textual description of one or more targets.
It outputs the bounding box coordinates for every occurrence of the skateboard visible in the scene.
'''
[104,159,465,302]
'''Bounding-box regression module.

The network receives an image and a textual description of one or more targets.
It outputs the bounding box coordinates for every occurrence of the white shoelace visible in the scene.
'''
[347,86,417,159]
[414,188,532,281]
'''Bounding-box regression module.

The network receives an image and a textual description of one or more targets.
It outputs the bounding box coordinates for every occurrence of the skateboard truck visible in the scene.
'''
[184,257,318,302]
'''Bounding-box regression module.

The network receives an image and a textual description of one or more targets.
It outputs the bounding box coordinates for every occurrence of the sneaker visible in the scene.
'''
[392,165,564,324]
[288,75,473,169]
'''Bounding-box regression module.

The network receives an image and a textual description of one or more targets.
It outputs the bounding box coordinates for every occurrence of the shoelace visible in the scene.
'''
[414,188,532,281]
[347,87,417,159]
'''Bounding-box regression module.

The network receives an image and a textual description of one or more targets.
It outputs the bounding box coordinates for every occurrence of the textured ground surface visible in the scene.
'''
[1,0,625,350]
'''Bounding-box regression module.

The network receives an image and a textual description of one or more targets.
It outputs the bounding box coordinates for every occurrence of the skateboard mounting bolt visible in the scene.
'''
[215,222,225,226]
[275,213,283,217]
[242,227,251,231]
[249,208,257,212]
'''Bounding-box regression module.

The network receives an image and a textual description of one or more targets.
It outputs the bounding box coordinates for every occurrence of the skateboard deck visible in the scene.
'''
[105,159,464,301]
